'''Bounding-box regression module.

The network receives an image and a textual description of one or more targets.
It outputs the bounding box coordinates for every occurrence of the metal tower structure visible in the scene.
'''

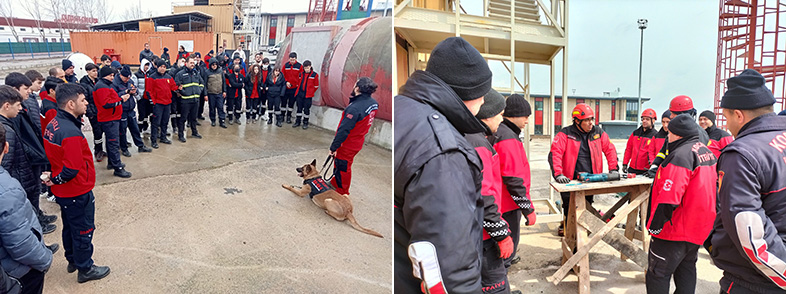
[308,0,337,23]
[714,0,786,127]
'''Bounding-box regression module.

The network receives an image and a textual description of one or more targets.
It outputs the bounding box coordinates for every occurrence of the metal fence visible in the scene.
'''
[1,40,72,59]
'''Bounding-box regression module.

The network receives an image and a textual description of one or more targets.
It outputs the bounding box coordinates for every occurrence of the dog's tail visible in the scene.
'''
[346,213,383,238]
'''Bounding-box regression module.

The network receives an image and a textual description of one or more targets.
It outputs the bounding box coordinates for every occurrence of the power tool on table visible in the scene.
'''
[577,172,636,182]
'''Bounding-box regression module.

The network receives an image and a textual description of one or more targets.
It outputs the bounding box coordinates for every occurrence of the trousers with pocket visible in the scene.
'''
[55,191,96,272]
[646,237,699,294]
[481,239,510,294]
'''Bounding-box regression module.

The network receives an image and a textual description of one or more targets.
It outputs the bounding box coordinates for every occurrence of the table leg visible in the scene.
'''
[575,191,590,294]
[564,192,577,264]
[637,188,651,252]
[622,187,638,261]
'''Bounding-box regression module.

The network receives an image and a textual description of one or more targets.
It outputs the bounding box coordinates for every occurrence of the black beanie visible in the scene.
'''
[476,89,505,119]
[721,69,776,109]
[99,66,115,78]
[504,94,531,117]
[662,110,671,119]
[154,59,166,68]
[62,59,73,70]
[426,37,492,101]
[668,114,698,138]
[120,66,132,77]
[699,110,715,124]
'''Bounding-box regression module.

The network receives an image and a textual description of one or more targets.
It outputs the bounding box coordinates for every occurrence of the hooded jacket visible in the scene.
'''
[133,59,150,97]
[11,99,47,167]
[205,59,226,95]
[0,115,36,193]
[704,124,733,158]
[548,124,619,180]
[710,114,786,291]
[394,70,485,294]
[623,126,657,172]
[494,119,534,215]
[0,166,52,278]
[646,132,716,245]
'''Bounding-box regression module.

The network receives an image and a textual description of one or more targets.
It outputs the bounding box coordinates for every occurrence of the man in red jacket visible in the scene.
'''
[646,114,716,293]
[145,59,179,149]
[292,60,319,129]
[549,104,619,236]
[493,93,536,268]
[40,77,62,138]
[92,67,131,178]
[648,110,671,165]
[623,108,658,175]
[466,89,515,294]
[282,52,303,124]
[42,83,111,283]
[698,110,733,158]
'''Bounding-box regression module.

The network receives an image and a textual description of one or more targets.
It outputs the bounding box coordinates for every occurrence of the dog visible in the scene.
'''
[282,159,383,238]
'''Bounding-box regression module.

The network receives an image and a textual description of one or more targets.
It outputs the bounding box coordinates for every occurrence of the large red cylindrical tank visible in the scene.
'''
[277,17,392,121]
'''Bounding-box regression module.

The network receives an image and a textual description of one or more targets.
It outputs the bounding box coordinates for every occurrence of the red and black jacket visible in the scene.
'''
[646,134,716,245]
[144,71,178,105]
[548,124,619,180]
[40,91,58,138]
[329,93,378,153]
[493,119,534,215]
[43,111,95,198]
[295,70,319,98]
[92,78,123,122]
[705,125,733,158]
[623,126,657,173]
[465,130,509,242]
[648,127,668,165]
[283,61,303,89]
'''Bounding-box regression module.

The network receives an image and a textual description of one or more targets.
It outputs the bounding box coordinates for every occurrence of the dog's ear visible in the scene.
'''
[311,159,317,166]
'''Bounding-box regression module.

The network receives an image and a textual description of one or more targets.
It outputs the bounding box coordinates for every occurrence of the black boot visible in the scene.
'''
[113,167,132,178]
[267,114,274,125]
[285,114,292,124]
[276,115,283,127]
[292,116,301,128]
[235,117,242,125]
[228,118,234,125]
[191,130,202,139]
[219,120,227,128]
[178,133,187,143]
[78,265,111,283]
[151,140,159,149]
[302,118,309,130]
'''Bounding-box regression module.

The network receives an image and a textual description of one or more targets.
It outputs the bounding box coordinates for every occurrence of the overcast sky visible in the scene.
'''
[467,0,719,115]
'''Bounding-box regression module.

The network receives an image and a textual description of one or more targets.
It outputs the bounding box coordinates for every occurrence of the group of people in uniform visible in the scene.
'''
[394,36,786,294]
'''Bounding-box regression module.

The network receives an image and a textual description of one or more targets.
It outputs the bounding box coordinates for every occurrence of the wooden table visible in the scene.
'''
[546,176,654,293]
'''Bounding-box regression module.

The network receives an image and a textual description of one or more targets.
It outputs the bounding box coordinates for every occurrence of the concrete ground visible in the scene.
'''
[38,118,392,293]
[507,138,723,293]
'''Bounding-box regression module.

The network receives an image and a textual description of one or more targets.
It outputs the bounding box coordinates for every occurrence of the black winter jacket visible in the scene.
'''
[0,116,36,193]
[226,72,245,99]
[79,75,98,118]
[173,66,204,103]
[264,73,286,99]
[393,70,486,294]
[11,100,46,166]
[710,113,786,291]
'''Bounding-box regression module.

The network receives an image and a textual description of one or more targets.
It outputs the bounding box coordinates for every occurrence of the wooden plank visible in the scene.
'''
[638,190,652,252]
[548,188,649,284]
[575,191,590,294]
[580,211,648,269]
[602,193,631,222]
[551,176,653,193]
[621,187,640,261]
[565,191,577,251]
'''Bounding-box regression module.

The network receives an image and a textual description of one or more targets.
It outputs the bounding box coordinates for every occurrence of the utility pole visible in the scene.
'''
[637,18,647,125]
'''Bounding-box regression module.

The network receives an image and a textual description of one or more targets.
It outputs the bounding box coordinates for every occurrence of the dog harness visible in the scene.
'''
[304,177,332,199]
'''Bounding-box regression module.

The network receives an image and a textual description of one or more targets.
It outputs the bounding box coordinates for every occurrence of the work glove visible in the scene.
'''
[621,165,628,173]
[524,211,537,226]
[645,166,658,178]
[555,175,570,184]
[497,236,514,259]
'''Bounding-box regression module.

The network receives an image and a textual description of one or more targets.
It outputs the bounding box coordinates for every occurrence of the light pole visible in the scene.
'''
[637,19,647,125]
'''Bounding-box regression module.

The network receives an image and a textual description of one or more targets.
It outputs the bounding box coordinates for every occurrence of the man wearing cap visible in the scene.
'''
[548,103,619,236]
[62,60,77,84]
[645,114,717,294]
[282,52,303,124]
[698,110,733,158]
[622,108,658,175]
[709,69,786,293]
[466,89,516,294]
[648,110,671,165]
[93,66,131,178]
[493,94,536,268]
[112,66,152,156]
[394,37,490,294]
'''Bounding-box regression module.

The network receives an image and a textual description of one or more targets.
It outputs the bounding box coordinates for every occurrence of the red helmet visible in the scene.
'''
[641,108,657,119]
[669,95,694,112]
[572,103,594,120]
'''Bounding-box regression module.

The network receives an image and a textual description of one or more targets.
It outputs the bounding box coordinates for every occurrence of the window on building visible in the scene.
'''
[626,100,639,122]
[595,100,600,125]
[611,100,617,120]
[555,100,563,131]
[286,15,295,36]
[576,99,584,105]
[535,99,544,135]
[268,16,278,46]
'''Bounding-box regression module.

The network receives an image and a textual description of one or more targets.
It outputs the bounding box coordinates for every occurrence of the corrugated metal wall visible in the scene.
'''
[70,31,215,65]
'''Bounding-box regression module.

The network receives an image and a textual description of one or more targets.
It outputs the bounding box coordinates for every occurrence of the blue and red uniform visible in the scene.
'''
[40,91,57,139]
[704,125,733,158]
[623,126,657,174]
[329,93,378,195]
[92,77,124,169]
[294,70,319,125]
[281,61,303,120]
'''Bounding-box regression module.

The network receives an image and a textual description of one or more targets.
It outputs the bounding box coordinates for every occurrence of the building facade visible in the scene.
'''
[526,93,650,136]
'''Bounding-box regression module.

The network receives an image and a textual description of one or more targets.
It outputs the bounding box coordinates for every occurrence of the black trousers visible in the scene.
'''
[137,98,153,131]
[197,95,205,118]
[561,192,594,218]
[151,103,171,143]
[226,90,243,120]
[171,97,182,132]
[502,210,521,268]
[55,191,96,272]
[719,274,785,294]
[281,88,296,117]
[267,95,282,119]
[27,166,42,215]
[18,269,44,294]
[207,94,226,122]
[178,100,199,135]
[245,98,261,119]
[481,239,510,294]
[646,238,699,294]
[295,92,313,122]
[87,114,103,153]
[99,120,121,169]
[120,111,144,150]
